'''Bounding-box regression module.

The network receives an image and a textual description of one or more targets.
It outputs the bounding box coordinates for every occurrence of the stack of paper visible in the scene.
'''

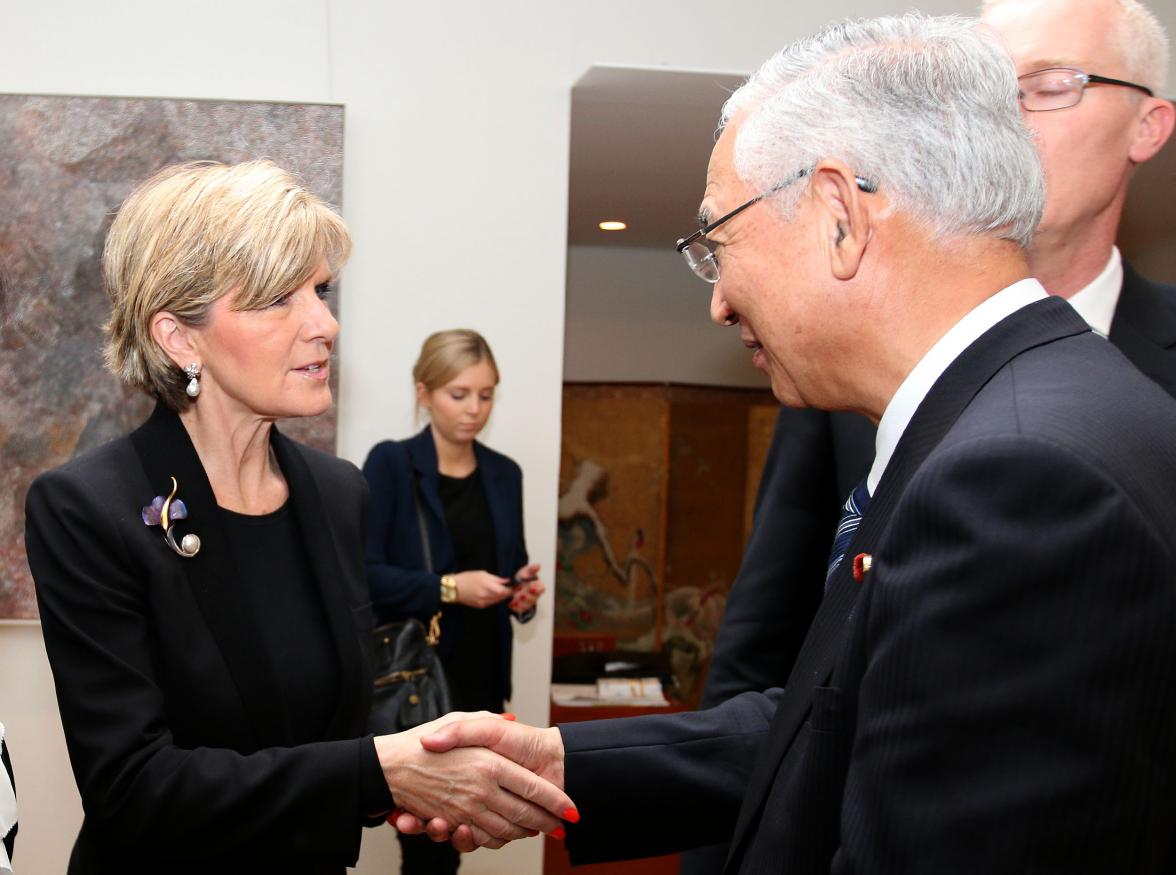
[551,677,670,707]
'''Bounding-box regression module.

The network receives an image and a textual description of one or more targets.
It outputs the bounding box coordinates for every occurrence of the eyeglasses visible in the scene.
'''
[1018,67,1154,112]
[675,167,878,284]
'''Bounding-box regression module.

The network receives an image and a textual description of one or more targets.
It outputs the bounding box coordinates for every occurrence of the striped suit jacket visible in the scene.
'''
[561,297,1176,874]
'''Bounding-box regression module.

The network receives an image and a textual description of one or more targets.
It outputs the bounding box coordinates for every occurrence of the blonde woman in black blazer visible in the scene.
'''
[24,162,571,874]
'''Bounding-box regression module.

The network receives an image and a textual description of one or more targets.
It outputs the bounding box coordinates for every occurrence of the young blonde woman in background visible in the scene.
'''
[362,329,545,874]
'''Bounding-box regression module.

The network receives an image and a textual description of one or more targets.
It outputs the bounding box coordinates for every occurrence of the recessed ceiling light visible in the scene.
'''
[598,221,627,231]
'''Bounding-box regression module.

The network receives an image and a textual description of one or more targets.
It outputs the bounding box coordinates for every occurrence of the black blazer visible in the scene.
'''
[362,427,530,701]
[25,404,386,874]
[700,263,1176,712]
[562,299,1176,873]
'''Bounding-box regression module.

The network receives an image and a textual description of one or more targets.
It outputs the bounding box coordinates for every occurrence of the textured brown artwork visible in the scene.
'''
[557,385,669,645]
[556,383,775,706]
[0,95,344,619]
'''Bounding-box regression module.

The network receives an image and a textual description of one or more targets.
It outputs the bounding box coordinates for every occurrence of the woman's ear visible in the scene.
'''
[150,312,198,369]
[415,382,429,411]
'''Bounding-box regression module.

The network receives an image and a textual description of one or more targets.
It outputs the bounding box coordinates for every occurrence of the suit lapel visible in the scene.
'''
[129,404,291,746]
[725,298,1091,869]
[1108,262,1176,399]
[269,429,367,740]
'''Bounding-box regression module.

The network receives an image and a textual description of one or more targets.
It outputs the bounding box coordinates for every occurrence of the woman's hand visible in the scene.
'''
[392,716,573,852]
[374,713,572,849]
[453,571,513,609]
[509,563,545,614]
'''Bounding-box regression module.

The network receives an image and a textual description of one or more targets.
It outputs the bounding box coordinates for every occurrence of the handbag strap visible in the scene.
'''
[407,444,443,641]
[407,451,434,574]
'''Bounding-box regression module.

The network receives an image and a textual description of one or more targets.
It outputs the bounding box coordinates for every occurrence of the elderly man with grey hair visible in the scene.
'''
[682,1,1176,868]
[400,13,1176,873]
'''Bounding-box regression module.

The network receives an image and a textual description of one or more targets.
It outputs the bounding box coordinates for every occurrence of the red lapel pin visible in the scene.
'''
[852,552,873,583]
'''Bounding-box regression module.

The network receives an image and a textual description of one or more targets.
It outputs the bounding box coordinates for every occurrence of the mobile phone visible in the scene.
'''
[508,574,538,588]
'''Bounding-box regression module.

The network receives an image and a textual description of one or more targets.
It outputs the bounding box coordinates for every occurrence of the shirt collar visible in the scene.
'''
[1065,246,1122,338]
[866,278,1049,495]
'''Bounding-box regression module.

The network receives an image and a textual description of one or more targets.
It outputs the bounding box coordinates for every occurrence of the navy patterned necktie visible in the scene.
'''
[826,480,871,590]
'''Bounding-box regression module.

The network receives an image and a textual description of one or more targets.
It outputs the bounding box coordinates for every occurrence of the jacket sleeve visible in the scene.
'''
[508,461,535,623]
[361,441,443,620]
[25,467,390,865]
[561,688,779,863]
[836,436,1176,873]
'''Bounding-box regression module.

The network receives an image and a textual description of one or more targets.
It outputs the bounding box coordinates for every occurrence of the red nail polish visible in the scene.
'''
[563,807,580,823]
[551,827,566,840]
[502,712,517,721]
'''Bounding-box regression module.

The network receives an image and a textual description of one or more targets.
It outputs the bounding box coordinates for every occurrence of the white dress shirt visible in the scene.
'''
[863,251,1118,496]
[866,279,1049,495]
[1066,246,1122,338]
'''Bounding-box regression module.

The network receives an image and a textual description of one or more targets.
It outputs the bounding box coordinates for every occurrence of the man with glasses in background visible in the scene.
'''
[680,2,1174,870]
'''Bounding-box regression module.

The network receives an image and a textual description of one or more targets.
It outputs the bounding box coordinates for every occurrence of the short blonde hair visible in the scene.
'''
[413,329,500,394]
[103,160,352,410]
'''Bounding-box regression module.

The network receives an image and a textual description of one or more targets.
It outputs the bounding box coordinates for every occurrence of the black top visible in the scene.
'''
[437,469,502,711]
[220,500,338,742]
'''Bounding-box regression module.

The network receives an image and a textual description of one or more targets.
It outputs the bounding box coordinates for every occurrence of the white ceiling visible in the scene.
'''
[567,66,744,250]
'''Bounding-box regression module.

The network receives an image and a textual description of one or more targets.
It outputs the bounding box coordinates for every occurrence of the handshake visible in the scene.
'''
[373,713,577,852]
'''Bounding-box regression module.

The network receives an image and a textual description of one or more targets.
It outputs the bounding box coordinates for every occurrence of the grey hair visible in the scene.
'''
[720,14,1045,247]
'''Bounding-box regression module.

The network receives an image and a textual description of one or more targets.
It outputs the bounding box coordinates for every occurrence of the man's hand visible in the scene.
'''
[374,713,572,850]
[393,717,572,852]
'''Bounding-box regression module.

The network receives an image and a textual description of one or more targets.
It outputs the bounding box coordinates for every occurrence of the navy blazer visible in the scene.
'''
[362,427,529,701]
[25,404,384,874]
[562,298,1176,873]
[700,263,1176,712]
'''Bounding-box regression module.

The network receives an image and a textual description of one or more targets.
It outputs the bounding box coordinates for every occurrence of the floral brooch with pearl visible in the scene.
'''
[142,477,201,558]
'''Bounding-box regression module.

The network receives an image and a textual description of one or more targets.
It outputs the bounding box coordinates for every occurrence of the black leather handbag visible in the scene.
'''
[367,454,454,734]
[369,612,452,733]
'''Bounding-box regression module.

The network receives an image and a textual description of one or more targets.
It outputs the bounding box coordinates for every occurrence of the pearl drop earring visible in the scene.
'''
[184,363,202,398]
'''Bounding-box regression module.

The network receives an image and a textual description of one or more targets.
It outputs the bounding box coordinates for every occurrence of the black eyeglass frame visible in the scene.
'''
[1017,66,1154,112]
[675,167,878,282]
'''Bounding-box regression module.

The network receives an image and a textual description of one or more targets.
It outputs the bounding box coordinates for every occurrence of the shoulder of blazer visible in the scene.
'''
[25,432,146,556]
[402,427,439,476]
[30,430,139,494]
[275,430,365,503]
[1113,261,1176,350]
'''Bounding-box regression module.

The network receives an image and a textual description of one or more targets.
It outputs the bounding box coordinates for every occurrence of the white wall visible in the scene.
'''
[565,245,769,387]
[5,1,1174,873]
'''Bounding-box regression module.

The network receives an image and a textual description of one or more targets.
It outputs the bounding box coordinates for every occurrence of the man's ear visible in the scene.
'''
[150,312,198,370]
[1129,97,1175,164]
[810,160,871,281]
